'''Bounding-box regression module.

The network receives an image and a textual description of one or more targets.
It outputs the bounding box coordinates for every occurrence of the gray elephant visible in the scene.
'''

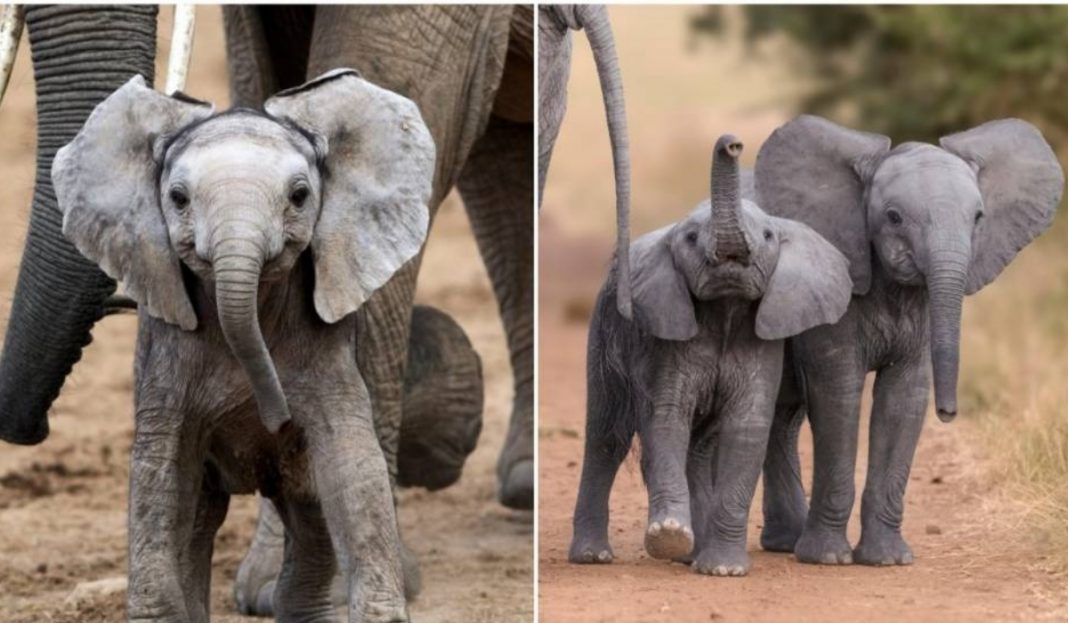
[52,70,439,621]
[0,5,531,615]
[539,4,634,319]
[756,115,1064,565]
[569,136,852,576]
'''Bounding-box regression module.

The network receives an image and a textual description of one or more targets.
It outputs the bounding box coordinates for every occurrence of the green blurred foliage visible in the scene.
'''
[691,5,1068,146]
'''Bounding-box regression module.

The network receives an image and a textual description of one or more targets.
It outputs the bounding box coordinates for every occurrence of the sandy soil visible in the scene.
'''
[0,7,531,622]
[538,6,1068,622]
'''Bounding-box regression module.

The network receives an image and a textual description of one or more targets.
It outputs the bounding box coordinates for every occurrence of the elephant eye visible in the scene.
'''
[169,187,190,210]
[886,208,903,226]
[763,229,773,241]
[685,231,698,245]
[975,210,984,224]
[290,185,310,209]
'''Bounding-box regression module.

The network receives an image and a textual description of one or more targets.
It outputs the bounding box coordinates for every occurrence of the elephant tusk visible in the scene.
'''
[164,4,196,95]
[0,5,25,107]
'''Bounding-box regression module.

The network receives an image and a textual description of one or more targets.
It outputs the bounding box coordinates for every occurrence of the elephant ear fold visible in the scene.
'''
[630,224,697,341]
[939,119,1064,294]
[51,75,213,331]
[756,216,853,341]
[755,115,890,295]
[264,69,435,324]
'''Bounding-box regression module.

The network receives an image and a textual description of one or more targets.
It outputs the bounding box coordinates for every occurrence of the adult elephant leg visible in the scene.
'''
[457,115,535,509]
[793,336,865,565]
[761,344,809,553]
[0,6,158,444]
[854,356,929,565]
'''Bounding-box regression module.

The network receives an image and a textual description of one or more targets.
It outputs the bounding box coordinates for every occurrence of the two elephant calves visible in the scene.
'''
[571,115,1064,576]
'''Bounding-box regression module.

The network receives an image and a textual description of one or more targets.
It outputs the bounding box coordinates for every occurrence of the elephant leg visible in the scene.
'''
[234,497,287,616]
[456,114,535,510]
[180,473,230,623]
[271,497,340,623]
[760,349,808,552]
[679,429,716,565]
[127,409,202,622]
[692,392,775,577]
[854,359,928,565]
[639,382,695,561]
[793,355,865,565]
[303,381,408,623]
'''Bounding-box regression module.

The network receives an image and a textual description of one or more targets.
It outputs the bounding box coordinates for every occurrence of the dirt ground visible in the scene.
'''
[0,7,531,622]
[538,6,1068,622]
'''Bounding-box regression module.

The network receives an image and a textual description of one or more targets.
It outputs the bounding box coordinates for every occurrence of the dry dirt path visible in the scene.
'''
[538,319,1068,623]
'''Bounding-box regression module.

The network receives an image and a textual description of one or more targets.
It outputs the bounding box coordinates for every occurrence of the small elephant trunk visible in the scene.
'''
[709,134,749,265]
[212,234,291,433]
[927,247,968,422]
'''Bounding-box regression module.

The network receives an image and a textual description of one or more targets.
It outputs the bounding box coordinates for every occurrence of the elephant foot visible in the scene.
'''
[854,527,914,566]
[644,517,694,560]
[692,543,751,577]
[569,531,614,564]
[794,526,853,565]
[760,518,804,553]
[498,457,534,510]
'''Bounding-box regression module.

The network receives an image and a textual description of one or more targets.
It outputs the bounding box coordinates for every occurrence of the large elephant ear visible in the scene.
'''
[755,115,890,295]
[51,75,213,331]
[756,216,853,341]
[939,119,1064,294]
[264,69,434,323]
[629,224,697,341]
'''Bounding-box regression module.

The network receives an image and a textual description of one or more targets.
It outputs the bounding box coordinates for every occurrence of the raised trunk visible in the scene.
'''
[212,234,290,433]
[0,6,158,444]
[927,247,968,422]
[578,5,633,320]
[709,134,749,264]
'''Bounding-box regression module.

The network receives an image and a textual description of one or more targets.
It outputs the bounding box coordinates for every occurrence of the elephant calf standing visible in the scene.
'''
[569,136,853,576]
[51,70,448,622]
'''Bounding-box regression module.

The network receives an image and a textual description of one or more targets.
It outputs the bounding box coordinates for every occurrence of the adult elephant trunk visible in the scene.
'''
[575,4,632,319]
[927,238,969,422]
[708,134,749,264]
[212,232,291,433]
[0,6,158,444]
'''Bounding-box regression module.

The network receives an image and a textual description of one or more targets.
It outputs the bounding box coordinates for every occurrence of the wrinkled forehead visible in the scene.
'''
[163,111,317,175]
[874,143,977,190]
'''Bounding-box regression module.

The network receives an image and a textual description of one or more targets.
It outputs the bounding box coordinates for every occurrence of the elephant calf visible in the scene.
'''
[52,69,440,622]
[569,135,853,576]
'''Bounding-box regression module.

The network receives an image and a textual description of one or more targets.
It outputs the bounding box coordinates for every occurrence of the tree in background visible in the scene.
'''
[691,5,1068,147]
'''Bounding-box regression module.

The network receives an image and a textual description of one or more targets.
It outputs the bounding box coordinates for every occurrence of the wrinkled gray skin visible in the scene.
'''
[0,6,530,618]
[539,4,633,319]
[756,115,1064,566]
[570,136,852,577]
[52,71,440,622]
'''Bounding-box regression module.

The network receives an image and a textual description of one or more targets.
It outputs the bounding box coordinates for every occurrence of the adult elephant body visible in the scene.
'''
[0,4,533,615]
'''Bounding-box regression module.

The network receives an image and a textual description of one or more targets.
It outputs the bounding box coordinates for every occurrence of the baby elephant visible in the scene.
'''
[569,136,853,576]
[53,70,433,622]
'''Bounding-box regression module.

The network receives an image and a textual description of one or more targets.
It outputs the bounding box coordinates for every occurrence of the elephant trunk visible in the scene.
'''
[927,242,969,422]
[0,6,159,444]
[709,134,749,264]
[577,4,633,320]
[212,229,290,433]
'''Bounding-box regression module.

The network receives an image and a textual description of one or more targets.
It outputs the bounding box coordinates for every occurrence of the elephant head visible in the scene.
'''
[51,69,434,433]
[755,115,1064,420]
[630,135,853,342]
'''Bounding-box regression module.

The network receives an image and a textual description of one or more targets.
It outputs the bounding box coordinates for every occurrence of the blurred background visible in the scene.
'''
[0,7,531,622]
[540,6,1068,621]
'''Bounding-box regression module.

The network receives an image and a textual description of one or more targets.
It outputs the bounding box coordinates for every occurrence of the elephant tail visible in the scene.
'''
[577,5,633,323]
[397,305,484,491]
